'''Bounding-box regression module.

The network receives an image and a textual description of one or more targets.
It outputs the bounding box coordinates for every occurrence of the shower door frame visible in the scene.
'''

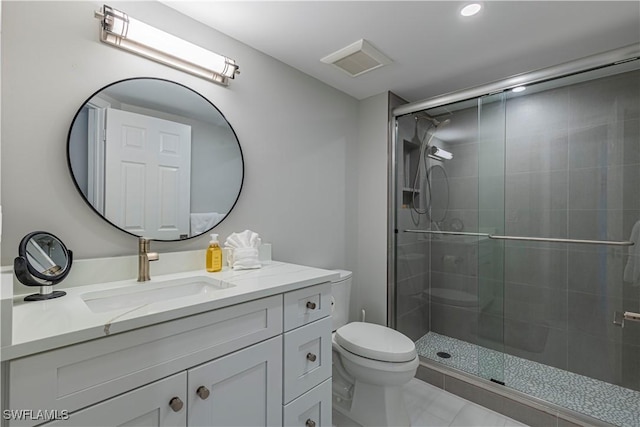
[387,43,640,330]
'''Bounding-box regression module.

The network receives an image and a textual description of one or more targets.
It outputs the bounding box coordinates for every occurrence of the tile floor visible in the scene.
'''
[333,378,527,427]
[416,332,640,426]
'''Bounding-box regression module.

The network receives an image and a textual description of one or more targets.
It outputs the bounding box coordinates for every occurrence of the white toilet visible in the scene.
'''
[331,270,419,427]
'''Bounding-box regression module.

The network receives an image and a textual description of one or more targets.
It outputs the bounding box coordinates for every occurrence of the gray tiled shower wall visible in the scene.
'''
[396,69,640,392]
[396,207,432,341]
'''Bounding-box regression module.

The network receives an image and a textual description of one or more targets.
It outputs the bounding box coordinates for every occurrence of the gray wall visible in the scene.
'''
[352,92,390,326]
[1,1,359,275]
[0,0,3,249]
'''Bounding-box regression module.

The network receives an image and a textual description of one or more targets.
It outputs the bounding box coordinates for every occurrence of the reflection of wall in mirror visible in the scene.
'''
[25,239,58,273]
[69,107,89,197]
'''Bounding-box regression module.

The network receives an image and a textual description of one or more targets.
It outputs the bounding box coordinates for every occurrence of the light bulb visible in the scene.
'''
[460,3,482,17]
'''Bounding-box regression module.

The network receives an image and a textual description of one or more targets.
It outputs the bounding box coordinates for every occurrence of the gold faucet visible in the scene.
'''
[138,237,159,282]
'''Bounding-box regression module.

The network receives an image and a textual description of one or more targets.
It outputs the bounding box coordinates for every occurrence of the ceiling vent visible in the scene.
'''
[321,39,392,77]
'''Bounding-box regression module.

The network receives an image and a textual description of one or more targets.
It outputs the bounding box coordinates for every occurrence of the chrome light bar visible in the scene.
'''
[96,5,239,85]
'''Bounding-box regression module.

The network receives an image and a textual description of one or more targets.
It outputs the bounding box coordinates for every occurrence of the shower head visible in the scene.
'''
[423,118,453,161]
[427,145,453,161]
[436,118,451,128]
[415,113,451,128]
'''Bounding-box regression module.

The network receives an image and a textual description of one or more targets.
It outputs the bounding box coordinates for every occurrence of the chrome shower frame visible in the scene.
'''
[387,43,640,328]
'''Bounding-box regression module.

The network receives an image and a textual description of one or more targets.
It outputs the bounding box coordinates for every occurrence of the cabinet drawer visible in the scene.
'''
[41,372,187,427]
[283,316,332,403]
[283,283,331,331]
[283,379,332,427]
[8,296,282,426]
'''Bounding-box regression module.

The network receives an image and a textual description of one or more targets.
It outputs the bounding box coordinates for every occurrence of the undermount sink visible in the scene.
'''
[81,276,234,314]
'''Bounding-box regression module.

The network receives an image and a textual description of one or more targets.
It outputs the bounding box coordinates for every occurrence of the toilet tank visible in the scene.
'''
[331,270,352,331]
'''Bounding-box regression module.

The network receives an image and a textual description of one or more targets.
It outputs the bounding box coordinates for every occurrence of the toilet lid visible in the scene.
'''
[335,322,417,362]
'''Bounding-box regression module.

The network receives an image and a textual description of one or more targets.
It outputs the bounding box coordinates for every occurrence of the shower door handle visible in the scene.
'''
[488,235,634,246]
[405,230,634,246]
[624,312,640,322]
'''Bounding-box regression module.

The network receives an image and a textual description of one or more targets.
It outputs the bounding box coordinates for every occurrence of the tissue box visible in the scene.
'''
[259,243,272,264]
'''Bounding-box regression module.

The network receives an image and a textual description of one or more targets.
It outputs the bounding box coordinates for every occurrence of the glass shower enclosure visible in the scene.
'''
[391,46,640,426]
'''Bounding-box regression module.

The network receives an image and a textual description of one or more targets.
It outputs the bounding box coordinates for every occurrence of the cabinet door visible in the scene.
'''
[187,336,283,427]
[42,372,187,427]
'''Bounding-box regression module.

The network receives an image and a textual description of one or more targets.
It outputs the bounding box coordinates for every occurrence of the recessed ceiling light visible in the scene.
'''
[460,3,482,17]
[512,86,526,93]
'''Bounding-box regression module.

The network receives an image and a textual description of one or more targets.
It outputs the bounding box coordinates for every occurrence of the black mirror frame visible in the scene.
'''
[66,77,245,242]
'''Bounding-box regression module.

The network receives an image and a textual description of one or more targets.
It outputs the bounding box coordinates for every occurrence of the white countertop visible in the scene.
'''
[2,262,339,361]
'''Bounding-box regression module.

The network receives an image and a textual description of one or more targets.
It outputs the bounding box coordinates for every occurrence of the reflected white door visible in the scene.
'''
[105,108,191,240]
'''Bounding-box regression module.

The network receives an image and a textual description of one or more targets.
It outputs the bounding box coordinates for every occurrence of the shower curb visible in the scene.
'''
[417,359,617,427]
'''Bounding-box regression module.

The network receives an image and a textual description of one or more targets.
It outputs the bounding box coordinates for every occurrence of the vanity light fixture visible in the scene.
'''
[95,5,239,85]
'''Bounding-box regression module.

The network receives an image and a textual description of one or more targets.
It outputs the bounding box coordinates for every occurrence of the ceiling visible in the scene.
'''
[101,79,229,125]
[162,1,640,102]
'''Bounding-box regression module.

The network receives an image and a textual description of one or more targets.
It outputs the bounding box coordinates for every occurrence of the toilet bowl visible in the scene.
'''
[331,271,419,427]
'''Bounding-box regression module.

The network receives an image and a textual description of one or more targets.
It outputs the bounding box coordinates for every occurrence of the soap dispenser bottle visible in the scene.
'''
[206,234,222,273]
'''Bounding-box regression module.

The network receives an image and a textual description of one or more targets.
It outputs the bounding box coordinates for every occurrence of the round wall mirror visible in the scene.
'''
[67,78,244,241]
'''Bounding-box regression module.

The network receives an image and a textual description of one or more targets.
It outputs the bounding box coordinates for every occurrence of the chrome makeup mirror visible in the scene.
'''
[14,231,73,301]
[67,78,244,241]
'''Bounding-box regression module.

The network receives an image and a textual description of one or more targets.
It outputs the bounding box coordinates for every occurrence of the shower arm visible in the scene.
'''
[403,229,634,247]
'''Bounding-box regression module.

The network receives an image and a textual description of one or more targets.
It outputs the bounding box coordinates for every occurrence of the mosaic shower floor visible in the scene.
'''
[416,332,640,427]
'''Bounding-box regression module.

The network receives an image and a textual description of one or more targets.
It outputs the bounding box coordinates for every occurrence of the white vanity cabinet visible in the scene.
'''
[41,337,284,427]
[281,284,333,427]
[4,280,334,427]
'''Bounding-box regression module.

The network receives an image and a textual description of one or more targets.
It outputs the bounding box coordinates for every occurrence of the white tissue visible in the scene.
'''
[190,212,225,235]
[224,230,262,270]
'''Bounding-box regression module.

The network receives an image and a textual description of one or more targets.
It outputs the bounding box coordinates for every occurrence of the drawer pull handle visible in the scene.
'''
[169,397,184,412]
[197,385,210,400]
[306,301,317,310]
[306,352,317,362]
[306,419,316,427]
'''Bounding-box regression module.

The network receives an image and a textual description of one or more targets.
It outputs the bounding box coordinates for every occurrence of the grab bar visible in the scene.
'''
[403,230,634,246]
